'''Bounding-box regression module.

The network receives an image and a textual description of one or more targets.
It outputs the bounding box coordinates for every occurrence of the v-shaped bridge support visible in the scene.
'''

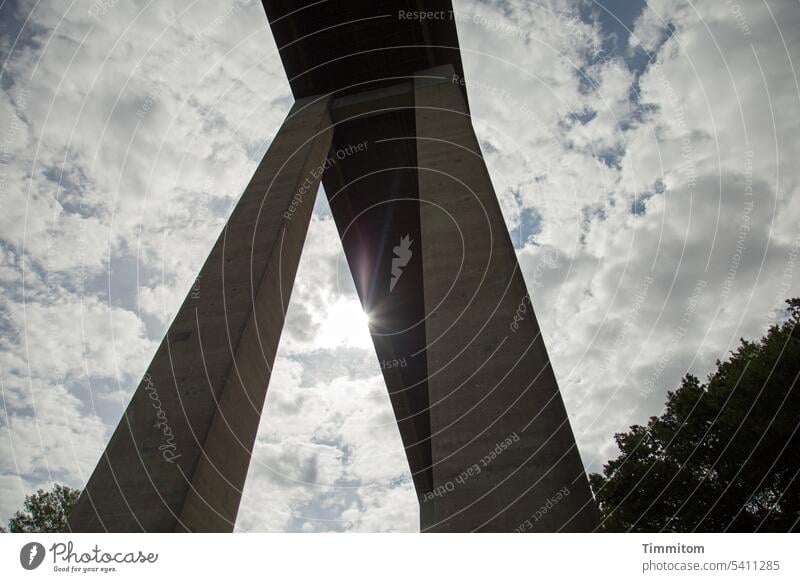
[68,66,598,533]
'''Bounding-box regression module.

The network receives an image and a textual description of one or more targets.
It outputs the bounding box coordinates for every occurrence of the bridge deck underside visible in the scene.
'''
[262,0,466,106]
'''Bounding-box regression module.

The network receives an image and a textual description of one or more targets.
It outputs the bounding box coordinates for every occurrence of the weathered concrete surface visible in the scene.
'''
[415,65,599,532]
[68,96,333,532]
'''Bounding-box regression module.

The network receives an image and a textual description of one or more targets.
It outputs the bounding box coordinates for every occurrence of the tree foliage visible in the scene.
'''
[4,484,81,533]
[590,299,800,532]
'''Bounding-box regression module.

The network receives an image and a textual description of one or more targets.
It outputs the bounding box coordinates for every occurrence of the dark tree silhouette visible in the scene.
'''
[4,484,81,533]
[590,299,800,532]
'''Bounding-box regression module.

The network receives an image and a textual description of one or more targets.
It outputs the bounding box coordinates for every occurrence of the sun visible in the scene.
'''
[315,297,373,349]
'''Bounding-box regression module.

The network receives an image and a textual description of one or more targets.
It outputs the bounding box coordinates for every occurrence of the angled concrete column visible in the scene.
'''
[68,96,333,532]
[415,66,599,532]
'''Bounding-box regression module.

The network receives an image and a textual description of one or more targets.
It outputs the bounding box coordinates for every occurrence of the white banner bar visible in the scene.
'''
[1,534,796,580]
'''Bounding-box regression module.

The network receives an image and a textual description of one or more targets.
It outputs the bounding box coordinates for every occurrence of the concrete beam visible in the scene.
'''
[330,81,413,124]
[68,96,333,532]
[414,65,599,532]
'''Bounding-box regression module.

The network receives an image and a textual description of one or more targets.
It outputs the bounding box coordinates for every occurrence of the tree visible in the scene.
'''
[5,484,81,533]
[590,299,800,532]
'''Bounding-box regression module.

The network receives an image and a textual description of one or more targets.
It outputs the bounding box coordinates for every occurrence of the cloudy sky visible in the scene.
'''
[1,0,798,532]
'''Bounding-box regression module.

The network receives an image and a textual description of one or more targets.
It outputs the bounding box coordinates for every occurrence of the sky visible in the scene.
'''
[0,0,799,532]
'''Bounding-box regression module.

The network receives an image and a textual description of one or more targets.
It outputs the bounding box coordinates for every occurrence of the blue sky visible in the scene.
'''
[1,0,799,531]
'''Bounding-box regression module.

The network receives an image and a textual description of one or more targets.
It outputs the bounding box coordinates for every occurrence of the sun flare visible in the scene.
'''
[315,298,373,349]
